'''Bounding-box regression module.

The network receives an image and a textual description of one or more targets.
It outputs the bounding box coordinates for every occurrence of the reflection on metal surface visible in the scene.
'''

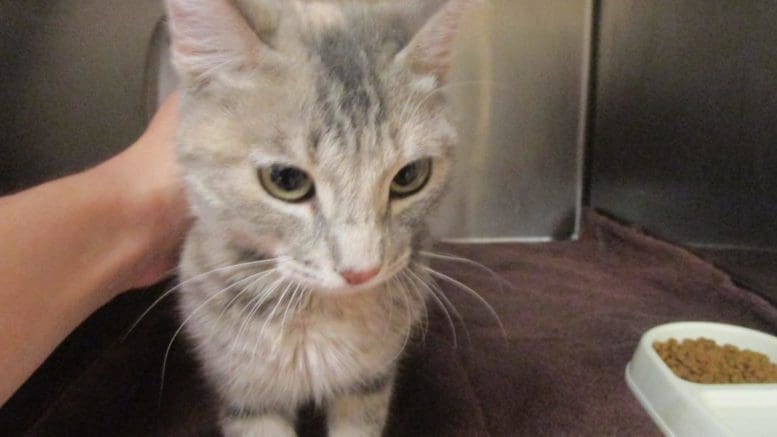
[429,0,592,241]
[150,0,593,241]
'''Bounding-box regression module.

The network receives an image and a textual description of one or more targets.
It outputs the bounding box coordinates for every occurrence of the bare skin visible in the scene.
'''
[0,95,189,406]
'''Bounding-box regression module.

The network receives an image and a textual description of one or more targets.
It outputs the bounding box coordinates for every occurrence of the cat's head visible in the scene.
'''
[168,0,476,293]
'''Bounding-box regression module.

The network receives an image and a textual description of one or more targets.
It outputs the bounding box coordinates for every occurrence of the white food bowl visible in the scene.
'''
[626,322,777,437]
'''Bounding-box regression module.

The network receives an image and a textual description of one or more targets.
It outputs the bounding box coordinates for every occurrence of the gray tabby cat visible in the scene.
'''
[166,0,476,435]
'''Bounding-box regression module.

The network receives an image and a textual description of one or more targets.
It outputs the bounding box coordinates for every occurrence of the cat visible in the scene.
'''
[166,0,477,435]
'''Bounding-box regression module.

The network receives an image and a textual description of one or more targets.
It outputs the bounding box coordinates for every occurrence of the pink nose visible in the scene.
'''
[339,267,380,286]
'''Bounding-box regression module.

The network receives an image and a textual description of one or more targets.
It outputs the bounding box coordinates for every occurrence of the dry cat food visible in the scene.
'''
[653,337,777,383]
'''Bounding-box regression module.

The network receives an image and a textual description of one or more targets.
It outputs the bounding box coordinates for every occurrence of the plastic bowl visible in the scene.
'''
[626,322,777,437]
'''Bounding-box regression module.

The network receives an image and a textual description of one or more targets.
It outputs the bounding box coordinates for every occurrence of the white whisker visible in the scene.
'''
[257,281,294,344]
[226,278,288,391]
[247,282,301,369]
[396,270,428,345]
[419,250,513,293]
[279,282,303,334]
[394,274,414,341]
[212,271,277,350]
[420,264,507,341]
[403,269,458,348]
[158,274,262,402]
[233,278,285,354]
[386,272,416,365]
[217,269,277,321]
[125,258,281,338]
[407,267,471,347]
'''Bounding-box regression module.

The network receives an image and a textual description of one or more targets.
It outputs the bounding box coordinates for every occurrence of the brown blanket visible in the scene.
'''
[4,210,777,436]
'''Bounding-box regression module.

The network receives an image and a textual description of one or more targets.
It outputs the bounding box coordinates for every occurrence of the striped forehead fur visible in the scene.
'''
[304,5,416,155]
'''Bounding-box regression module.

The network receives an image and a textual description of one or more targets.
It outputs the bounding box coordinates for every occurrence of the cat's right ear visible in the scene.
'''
[165,0,279,88]
[397,0,484,85]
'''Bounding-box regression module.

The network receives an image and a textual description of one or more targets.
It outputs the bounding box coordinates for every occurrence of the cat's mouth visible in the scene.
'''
[277,252,412,295]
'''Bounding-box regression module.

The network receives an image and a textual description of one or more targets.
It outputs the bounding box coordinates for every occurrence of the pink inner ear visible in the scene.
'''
[166,0,261,82]
[405,0,476,81]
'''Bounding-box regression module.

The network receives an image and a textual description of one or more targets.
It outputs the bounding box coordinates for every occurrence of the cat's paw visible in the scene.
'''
[221,414,296,437]
[328,381,393,437]
[329,425,382,437]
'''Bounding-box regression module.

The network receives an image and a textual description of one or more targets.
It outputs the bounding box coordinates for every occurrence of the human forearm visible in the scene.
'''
[0,94,187,406]
[0,167,148,404]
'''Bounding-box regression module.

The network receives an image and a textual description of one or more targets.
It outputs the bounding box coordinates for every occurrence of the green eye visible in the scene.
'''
[258,165,315,203]
[390,158,432,199]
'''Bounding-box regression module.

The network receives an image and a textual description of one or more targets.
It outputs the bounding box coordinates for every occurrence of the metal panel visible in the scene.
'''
[429,0,591,241]
[590,0,777,249]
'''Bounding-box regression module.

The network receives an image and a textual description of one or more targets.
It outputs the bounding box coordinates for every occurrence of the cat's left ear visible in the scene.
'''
[165,0,283,88]
[397,0,483,84]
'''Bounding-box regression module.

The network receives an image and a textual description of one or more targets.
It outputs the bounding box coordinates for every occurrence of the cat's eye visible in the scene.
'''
[258,165,315,203]
[390,158,432,199]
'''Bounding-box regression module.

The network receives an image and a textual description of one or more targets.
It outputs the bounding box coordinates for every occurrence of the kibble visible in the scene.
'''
[653,337,777,384]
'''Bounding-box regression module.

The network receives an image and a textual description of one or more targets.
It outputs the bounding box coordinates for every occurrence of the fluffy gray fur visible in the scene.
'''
[166,0,475,435]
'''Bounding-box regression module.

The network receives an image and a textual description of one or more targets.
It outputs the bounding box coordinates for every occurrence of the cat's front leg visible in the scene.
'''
[328,377,394,437]
[220,408,297,437]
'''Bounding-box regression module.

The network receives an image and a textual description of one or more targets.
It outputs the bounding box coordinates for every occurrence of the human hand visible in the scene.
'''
[96,93,192,292]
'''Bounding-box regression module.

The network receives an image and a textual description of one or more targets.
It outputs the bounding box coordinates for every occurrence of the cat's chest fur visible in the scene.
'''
[178,262,421,410]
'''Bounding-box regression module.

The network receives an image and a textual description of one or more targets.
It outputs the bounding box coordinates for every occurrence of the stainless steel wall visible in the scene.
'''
[2,0,591,242]
[430,0,591,241]
[590,0,777,249]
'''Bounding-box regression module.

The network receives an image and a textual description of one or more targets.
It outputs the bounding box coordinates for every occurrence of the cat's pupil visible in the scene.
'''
[395,163,419,187]
[271,166,307,191]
